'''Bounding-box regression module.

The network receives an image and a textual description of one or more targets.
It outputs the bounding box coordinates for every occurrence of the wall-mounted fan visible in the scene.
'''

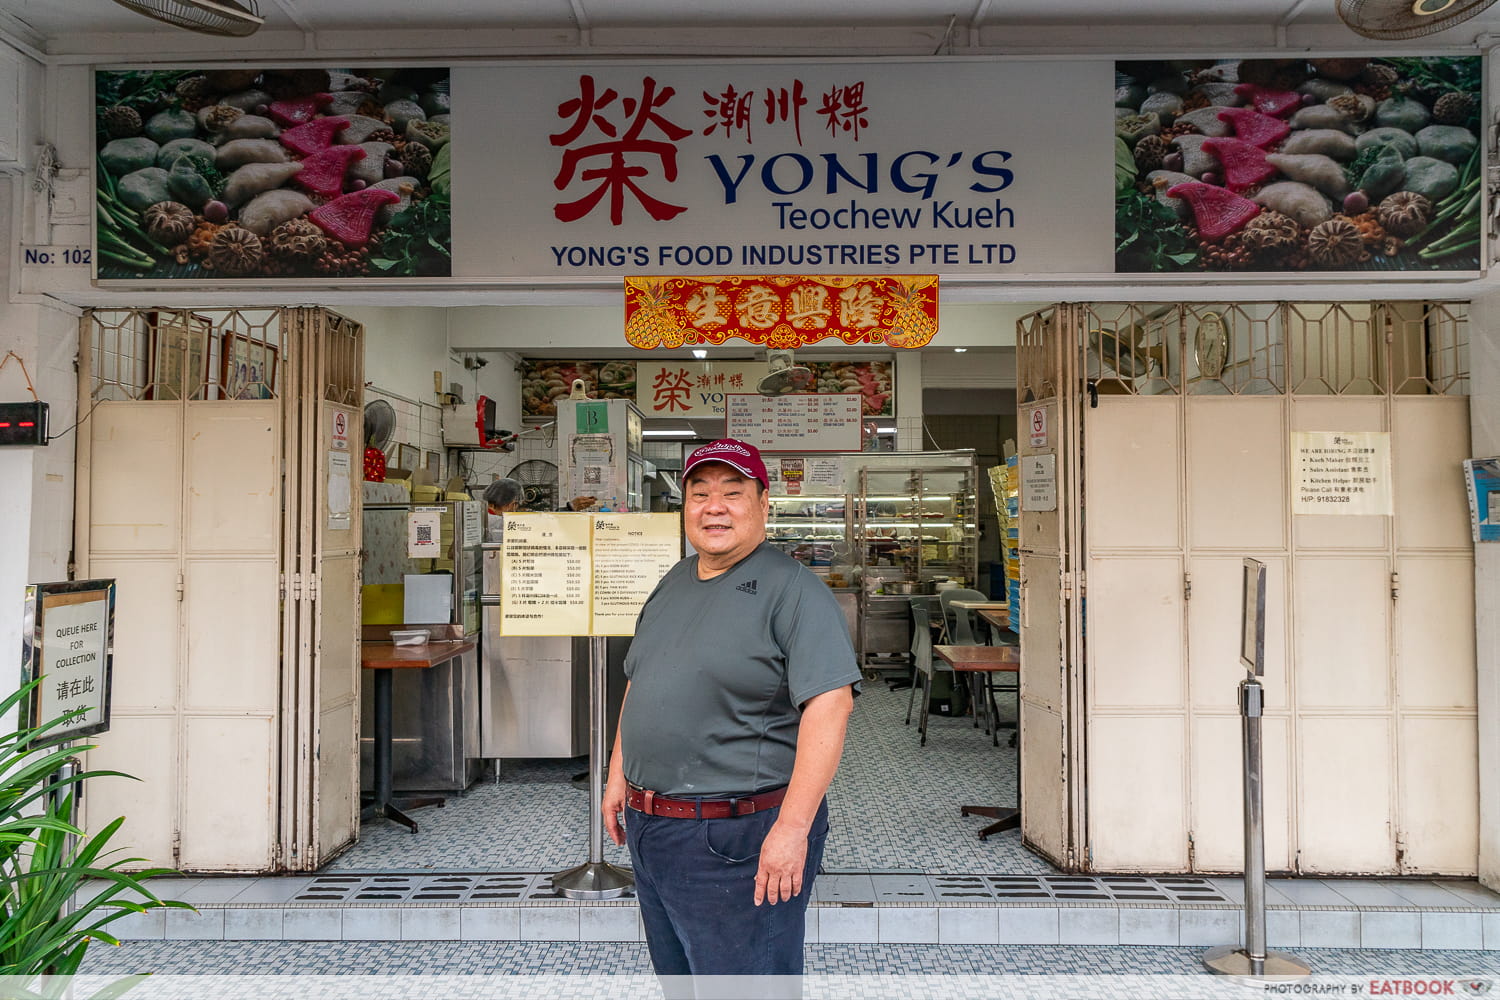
[1337,0,1496,39]
[511,459,559,511]
[109,0,263,36]
[1088,327,1154,381]
[757,350,814,396]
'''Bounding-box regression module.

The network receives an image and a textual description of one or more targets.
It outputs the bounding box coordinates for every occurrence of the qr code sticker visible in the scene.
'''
[583,466,602,484]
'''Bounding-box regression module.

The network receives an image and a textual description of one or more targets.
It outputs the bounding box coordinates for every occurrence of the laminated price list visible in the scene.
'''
[725,393,863,452]
[499,513,682,636]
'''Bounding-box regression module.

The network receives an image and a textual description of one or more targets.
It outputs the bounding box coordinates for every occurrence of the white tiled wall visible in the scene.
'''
[366,387,446,482]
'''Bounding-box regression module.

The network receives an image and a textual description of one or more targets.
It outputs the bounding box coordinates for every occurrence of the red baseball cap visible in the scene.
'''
[682,438,769,491]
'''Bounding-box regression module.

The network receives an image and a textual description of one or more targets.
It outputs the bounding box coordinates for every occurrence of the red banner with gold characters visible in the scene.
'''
[624,275,938,350]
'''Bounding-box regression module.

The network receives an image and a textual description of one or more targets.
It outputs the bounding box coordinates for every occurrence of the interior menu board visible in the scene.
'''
[500,513,682,636]
[500,513,593,635]
[591,514,683,635]
[725,393,863,453]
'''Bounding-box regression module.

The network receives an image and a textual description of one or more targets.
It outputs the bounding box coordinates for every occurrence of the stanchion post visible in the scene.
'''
[1204,558,1309,979]
[551,635,633,899]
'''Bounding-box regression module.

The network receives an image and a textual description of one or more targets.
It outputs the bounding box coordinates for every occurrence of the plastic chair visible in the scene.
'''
[939,588,987,646]
[906,601,951,746]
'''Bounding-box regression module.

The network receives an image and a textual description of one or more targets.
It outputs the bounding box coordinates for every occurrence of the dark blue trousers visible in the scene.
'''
[626,797,829,977]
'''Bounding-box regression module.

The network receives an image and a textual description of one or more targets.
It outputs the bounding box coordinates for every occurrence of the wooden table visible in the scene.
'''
[973,606,1010,631]
[360,638,477,833]
[934,644,1020,840]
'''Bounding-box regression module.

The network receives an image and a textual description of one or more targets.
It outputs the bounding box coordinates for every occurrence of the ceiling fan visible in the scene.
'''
[1337,0,1497,39]
[756,350,815,396]
[108,0,263,37]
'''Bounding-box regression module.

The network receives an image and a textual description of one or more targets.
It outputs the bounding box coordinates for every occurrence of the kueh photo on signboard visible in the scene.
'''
[1115,56,1483,273]
[95,67,452,281]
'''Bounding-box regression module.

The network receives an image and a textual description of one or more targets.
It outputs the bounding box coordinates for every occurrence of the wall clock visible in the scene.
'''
[1194,312,1228,379]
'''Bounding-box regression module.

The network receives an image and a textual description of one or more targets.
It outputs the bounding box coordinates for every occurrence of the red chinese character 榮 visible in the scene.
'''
[551,74,694,225]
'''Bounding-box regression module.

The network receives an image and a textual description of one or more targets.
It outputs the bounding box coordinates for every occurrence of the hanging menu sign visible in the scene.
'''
[591,514,683,635]
[725,393,863,452]
[1291,431,1392,516]
[765,456,846,496]
[500,513,682,636]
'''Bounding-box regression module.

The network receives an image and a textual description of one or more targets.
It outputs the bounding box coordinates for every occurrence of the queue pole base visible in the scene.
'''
[551,860,635,900]
[1202,945,1311,979]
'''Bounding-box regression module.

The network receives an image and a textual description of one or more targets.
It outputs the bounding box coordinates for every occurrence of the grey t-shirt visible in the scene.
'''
[620,542,861,797]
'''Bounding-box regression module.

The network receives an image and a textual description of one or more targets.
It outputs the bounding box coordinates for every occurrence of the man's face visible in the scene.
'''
[683,463,768,566]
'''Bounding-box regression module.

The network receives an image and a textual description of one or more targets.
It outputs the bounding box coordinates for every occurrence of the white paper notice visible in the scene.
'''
[1292,431,1392,515]
[1021,453,1057,512]
[500,513,592,635]
[408,506,445,558]
[37,592,110,741]
[590,514,682,635]
[462,500,483,548]
[327,451,352,531]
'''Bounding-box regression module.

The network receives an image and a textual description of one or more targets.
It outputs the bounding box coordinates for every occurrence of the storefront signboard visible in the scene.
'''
[21,580,115,747]
[624,275,938,349]
[460,60,1107,280]
[1020,453,1057,512]
[725,392,863,452]
[1291,431,1392,515]
[499,513,680,635]
[91,56,1480,286]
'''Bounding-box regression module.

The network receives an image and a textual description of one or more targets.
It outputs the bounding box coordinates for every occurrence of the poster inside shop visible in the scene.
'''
[766,456,845,496]
[499,513,680,635]
[1115,56,1484,275]
[1463,457,1500,542]
[95,67,453,281]
[21,581,115,746]
[1291,431,1392,515]
[520,359,892,420]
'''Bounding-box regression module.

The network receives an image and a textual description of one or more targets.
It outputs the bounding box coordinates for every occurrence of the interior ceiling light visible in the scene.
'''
[691,349,708,359]
[109,0,264,37]
[953,347,968,353]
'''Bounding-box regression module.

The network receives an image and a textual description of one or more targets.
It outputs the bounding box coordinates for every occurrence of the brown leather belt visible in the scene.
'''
[626,785,787,819]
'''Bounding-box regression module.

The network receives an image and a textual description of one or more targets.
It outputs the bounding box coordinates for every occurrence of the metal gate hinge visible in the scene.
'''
[1184,572,1192,602]
[175,572,185,602]
[1061,571,1073,601]
[1391,571,1400,602]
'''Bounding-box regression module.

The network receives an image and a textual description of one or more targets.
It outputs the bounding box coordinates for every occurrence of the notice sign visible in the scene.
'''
[725,393,863,452]
[1292,431,1392,515]
[1021,453,1057,512]
[501,513,681,636]
[1028,406,1048,448]
[21,580,114,746]
[591,514,683,635]
[408,506,445,558]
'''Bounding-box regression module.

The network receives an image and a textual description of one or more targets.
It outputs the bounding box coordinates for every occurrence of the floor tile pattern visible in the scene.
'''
[928,875,1232,904]
[327,682,1043,875]
[77,939,1500,977]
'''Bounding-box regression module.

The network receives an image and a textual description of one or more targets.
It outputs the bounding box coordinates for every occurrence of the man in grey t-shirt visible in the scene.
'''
[602,438,860,980]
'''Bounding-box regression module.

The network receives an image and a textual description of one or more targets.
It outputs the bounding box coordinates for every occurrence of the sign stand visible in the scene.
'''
[1203,559,1310,979]
[551,635,633,899]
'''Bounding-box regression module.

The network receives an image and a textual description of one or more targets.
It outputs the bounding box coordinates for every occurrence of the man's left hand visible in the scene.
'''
[754,820,809,906]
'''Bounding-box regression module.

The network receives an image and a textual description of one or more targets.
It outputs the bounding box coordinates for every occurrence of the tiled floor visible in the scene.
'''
[330,680,1041,874]
[76,938,1500,977]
